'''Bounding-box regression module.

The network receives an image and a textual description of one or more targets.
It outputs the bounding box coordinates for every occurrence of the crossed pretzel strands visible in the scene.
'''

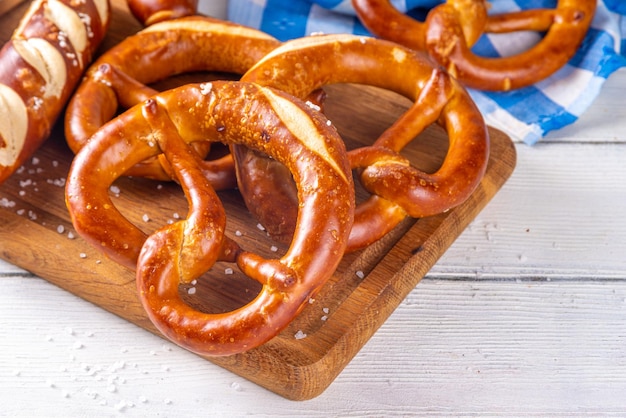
[64,16,281,185]
[352,0,596,91]
[239,34,490,252]
[66,81,355,356]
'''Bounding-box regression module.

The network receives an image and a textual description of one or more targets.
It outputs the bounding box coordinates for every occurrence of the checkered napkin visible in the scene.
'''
[228,0,626,144]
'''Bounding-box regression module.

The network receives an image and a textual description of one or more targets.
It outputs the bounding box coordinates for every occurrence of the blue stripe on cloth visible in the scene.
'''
[228,0,626,144]
[259,0,312,41]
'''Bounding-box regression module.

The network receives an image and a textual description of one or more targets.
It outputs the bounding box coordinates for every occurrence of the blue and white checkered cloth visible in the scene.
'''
[228,1,626,144]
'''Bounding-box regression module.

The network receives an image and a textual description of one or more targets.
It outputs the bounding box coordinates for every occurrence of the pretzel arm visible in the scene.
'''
[375,68,452,152]
[485,9,557,33]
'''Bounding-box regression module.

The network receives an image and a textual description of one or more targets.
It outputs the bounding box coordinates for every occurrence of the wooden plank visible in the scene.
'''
[0,0,515,400]
[432,142,626,280]
[3,275,626,414]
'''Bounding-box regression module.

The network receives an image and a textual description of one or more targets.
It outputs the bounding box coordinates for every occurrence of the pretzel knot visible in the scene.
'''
[64,16,281,186]
[239,34,489,252]
[65,81,354,356]
[352,0,596,91]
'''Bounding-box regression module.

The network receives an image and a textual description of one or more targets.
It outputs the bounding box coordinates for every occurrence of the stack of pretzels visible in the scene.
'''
[2,0,593,357]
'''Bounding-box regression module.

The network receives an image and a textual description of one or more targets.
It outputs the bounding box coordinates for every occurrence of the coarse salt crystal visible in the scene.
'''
[294,330,307,340]
[305,100,321,112]
[270,245,278,252]
[356,270,365,279]
[142,214,150,222]
[200,82,212,95]
[57,225,65,234]
[187,287,196,295]
[224,267,234,275]
[0,197,15,207]
[79,253,87,259]
[256,223,265,231]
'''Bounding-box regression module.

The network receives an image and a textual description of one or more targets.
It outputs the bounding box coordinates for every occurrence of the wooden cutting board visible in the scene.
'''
[0,0,516,400]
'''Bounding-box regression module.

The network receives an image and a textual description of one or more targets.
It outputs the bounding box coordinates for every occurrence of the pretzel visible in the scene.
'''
[0,0,110,184]
[352,0,487,51]
[127,0,197,26]
[64,16,281,186]
[66,81,354,355]
[352,0,596,91]
[240,34,489,251]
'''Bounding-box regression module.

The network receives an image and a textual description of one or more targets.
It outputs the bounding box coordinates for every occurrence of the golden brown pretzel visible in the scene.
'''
[240,34,489,251]
[352,0,487,51]
[127,0,197,26]
[66,81,354,356]
[64,16,281,186]
[352,0,596,91]
[0,0,110,184]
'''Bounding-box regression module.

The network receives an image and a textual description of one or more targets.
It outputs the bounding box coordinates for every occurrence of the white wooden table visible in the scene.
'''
[2,2,626,416]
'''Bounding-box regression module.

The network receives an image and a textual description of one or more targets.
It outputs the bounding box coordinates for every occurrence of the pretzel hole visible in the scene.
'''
[105,169,292,315]
[148,70,240,92]
[175,202,291,314]
[177,262,261,314]
[476,30,543,58]
[321,84,449,201]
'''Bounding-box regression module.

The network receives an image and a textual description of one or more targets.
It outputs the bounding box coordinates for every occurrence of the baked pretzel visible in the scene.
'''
[64,16,281,186]
[127,0,197,26]
[352,0,487,51]
[352,0,596,91]
[66,81,354,355]
[0,0,110,184]
[240,34,489,251]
